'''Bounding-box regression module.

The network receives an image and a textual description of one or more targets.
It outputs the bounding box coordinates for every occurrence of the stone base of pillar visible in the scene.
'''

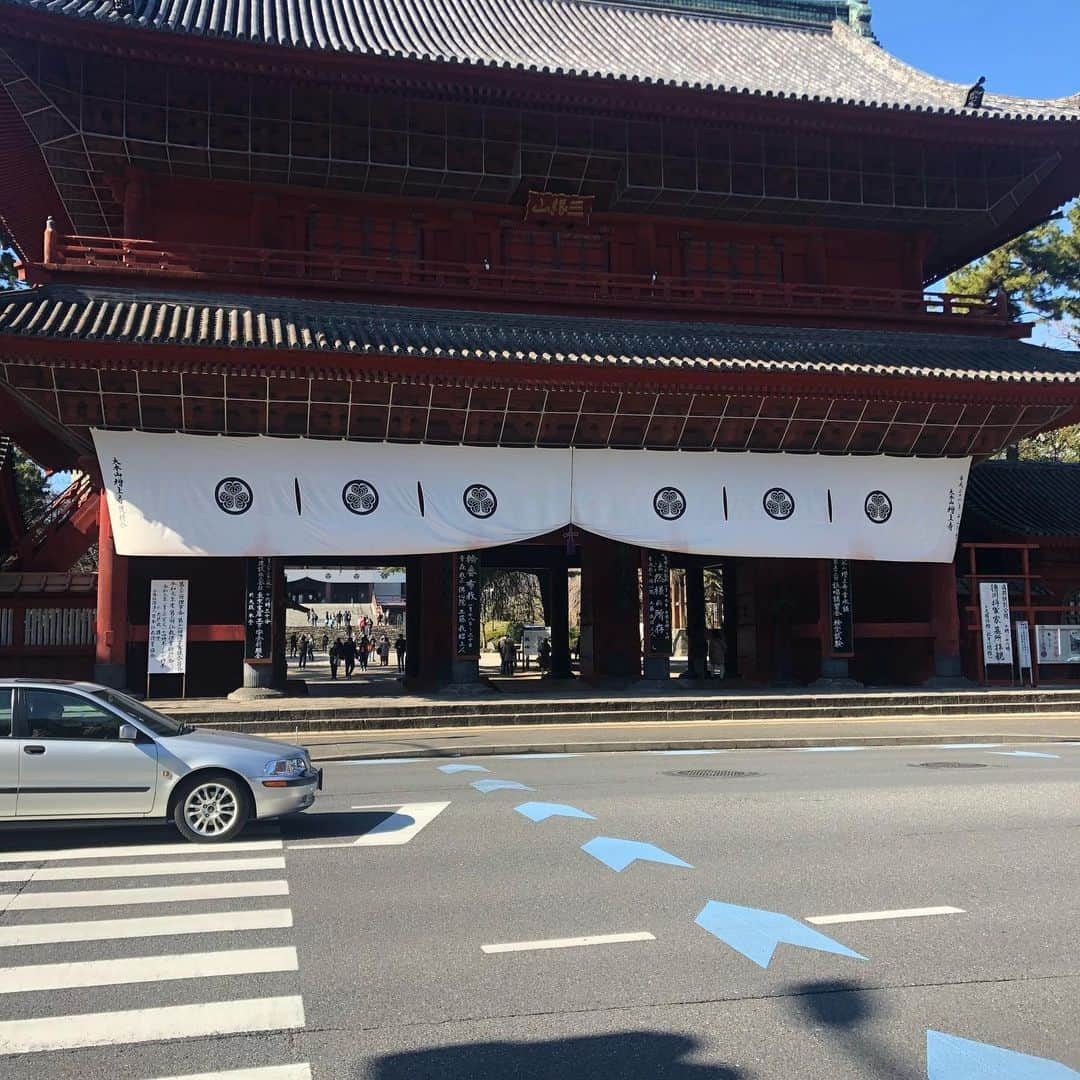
[93,662,127,690]
[451,657,480,684]
[643,656,670,680]
[227,685,286,702]
[923,654,972,688]
[228,661,285,701]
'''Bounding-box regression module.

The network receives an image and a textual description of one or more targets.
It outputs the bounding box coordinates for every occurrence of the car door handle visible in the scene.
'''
[23,745,46,755]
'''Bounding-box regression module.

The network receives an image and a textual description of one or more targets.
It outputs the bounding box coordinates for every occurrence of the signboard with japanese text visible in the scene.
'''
[454,551,481,658]
[979,582,1012,665]
[245,557,274,663]
[829,559,854,656]
[1036,625,1080,664]
[148,579,188,675]
[524,190,594,222]
[643,550,672,656]
[1015,620,1032,672]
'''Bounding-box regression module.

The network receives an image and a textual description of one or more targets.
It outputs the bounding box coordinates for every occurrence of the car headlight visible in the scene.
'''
[263,755,308,777]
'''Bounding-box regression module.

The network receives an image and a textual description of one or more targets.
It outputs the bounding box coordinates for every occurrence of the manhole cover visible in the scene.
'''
[665,769,761,778]
[911,761,989,770]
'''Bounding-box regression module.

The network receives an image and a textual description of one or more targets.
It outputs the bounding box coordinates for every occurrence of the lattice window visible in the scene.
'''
[680,238,784,282]
[501,227,609,272]
[306,213,423,260]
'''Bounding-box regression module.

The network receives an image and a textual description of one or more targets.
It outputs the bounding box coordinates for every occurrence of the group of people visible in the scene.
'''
[304,608,384,632]
[289,629,406,678]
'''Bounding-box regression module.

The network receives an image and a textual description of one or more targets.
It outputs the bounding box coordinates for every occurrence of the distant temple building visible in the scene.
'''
[0,0,1077,693]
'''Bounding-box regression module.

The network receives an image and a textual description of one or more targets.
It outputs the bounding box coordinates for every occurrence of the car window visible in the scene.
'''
[23,689,121,741]
[89,689,184,736]
[0,688,11,737]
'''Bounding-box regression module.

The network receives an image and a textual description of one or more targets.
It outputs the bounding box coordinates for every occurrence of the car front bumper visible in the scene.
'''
[251,769,322,819]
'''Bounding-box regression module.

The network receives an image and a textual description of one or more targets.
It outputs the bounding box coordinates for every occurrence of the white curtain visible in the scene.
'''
[93,431,969,563]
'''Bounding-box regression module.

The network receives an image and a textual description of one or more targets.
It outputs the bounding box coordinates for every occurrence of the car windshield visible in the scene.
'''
[89,688,188,736]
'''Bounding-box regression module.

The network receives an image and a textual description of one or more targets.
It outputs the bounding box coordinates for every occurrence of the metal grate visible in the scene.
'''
[666,769,761,778]
[911,761,988,770]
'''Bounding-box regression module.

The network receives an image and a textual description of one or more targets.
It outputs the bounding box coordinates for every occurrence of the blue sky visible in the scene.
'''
[872,0,1080,100]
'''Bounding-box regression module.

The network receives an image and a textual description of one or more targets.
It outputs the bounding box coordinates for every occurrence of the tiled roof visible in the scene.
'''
[2,0,1077,122]
[964,461,1080,538]
[2,284,1080,385]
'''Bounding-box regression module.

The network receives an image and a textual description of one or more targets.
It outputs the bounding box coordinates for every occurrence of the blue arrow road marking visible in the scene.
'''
[470,779,534,793]
[989,751,1061,759]
[581,837,693,872]
[694,901,865,969]
[927,1031,1079,1079]
[515,801,596,822]
[438,763,490,773]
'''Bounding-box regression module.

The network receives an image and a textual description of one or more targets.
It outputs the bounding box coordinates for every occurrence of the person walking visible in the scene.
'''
[395,633,406,673]
[289,632,298,658]
[297,636,308,670]
[357,634,369,671]
[343,635,356,677]
[329,638,341,679]
[379,635,391,666]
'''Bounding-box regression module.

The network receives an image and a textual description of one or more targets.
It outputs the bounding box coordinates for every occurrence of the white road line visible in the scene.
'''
[0,947,298,994]
[0,840,282,865]
[482,932,656,954]
[0,995,306,1055]
[0,879,289,912]
[149,1065,312,1080]
[0,856,285,884]
[805,906,965,926]
[289,801,450,849]
[0,907,293,948]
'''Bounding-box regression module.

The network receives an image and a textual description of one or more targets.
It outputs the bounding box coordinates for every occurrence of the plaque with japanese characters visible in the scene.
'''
[245,557,274,663]
[643,550,672,656]
[148,579,188,674]
[454,551,481,658]
[829,559,854,657]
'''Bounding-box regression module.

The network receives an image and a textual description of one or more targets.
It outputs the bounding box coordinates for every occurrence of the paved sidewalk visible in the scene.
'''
[283,712,1080,761]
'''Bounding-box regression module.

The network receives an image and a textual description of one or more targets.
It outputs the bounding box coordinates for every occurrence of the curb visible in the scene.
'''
[302,733,1078,763]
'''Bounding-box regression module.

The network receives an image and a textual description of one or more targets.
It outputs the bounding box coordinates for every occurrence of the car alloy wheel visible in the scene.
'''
[183,781,240,838]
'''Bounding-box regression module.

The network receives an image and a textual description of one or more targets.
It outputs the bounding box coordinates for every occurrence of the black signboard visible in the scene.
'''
[643,550,672,655]
[245,556,274,662]
[455,552,481,657]
[829,559,854,656]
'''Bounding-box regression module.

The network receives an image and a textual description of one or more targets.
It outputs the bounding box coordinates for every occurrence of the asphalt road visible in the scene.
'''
[1,741,1078,1079]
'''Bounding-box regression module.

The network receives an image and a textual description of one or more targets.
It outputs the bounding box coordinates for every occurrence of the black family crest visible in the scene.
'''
[762,487,795,520]
[864,490,893,523]
[653,486,687,521]
[463,483,497,519]
[342,479,379,516]
[214,477,253,515]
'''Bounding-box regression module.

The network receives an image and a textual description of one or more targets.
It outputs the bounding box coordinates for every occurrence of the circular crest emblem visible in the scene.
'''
[342,479,379,516]
[463,483,497,519]
[215,477,253,515]
[864,490,893,524]
[653,486,687,521]
[762,487,795,520]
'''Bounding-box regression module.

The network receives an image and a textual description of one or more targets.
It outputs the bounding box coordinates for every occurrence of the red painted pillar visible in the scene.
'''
[579,535,641,685]
[928,561,963,682]
[94,489,128,689]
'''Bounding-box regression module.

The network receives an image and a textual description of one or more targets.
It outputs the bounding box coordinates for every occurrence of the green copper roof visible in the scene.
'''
[591,0,866,33]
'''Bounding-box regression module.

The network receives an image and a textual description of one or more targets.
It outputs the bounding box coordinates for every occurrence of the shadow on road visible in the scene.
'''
[280,809,413,840]
[785,979,920,1080]
[372,1032,750,1079]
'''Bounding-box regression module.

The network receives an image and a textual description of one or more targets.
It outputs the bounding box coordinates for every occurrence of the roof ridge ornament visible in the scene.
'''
[847,1,876,41]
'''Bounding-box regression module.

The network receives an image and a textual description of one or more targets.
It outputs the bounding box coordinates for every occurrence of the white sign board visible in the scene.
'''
[93,430,970,564]
[1015,620,1032,671]
[148,579,189,675]
[1036,625,1080,665]
[521,625,552,661]
[979,582,1012,666]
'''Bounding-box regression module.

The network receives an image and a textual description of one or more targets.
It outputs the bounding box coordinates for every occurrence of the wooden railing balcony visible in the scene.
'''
[41,228,1013,333]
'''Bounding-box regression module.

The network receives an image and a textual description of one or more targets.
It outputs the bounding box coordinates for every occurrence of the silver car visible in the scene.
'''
[0,679,321,842]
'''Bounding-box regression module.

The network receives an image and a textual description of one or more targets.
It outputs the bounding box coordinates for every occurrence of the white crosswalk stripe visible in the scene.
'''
[0,855,286,883]
[0,880,289,912]
[0,834,310,1075]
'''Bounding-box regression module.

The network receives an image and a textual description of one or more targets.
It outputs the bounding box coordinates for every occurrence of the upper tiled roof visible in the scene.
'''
[964,461,1080,538]
[2,284,1080,385]
[2,0,1077,122]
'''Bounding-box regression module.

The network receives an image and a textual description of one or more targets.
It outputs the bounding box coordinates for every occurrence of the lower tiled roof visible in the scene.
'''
[965,461,1080,538]
[1,284,1079,385]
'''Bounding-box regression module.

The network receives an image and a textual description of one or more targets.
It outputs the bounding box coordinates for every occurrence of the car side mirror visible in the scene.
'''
[119,723,139,742]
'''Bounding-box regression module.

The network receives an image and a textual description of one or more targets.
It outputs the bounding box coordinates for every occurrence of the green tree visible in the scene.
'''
[946,201,1079,461]
[11,447,50,523]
